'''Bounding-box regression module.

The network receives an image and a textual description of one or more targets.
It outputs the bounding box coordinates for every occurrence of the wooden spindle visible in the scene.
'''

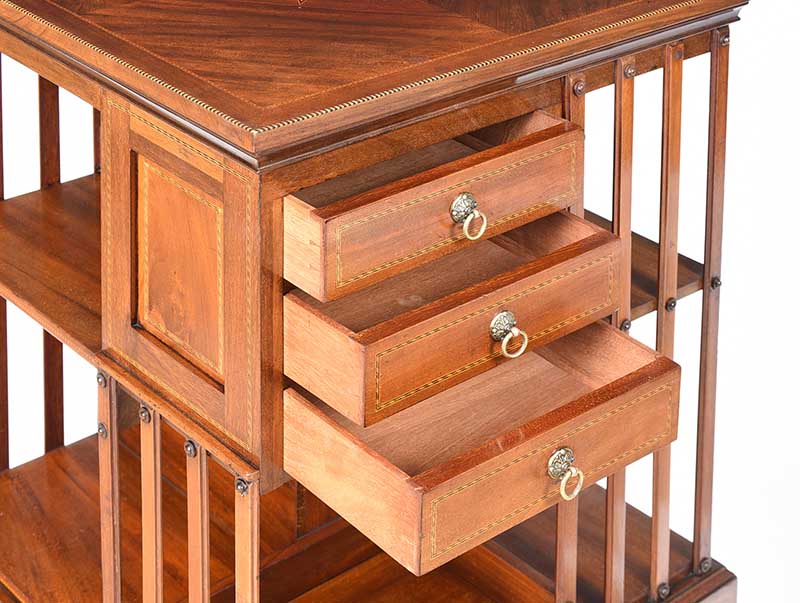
[235,476,260,603]
[39,77,65,452]
[98,374,121,603]
[43,332,64,451]
[0,298,8,473]
[94,108,102,174]
[564,71,586,218]
[651,42,684,602]
[555,499,578,603]
[187,441,211,603]
[0,57,7,473]
[141,406,164,603]
[605,56,636,603]
[694,26,730,574]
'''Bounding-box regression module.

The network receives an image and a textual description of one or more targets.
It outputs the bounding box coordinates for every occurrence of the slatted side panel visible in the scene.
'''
[555,499,578,603]
[39,76,65,453]
[141,405,164,603]
[651,42,684,602]
[564,71,586,218]
[694,26,730,574]
[236,477,261,602]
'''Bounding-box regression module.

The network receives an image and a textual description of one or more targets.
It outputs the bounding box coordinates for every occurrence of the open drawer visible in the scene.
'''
[284,323,680,575]
[284,111,583,301]
[285,211,620,426]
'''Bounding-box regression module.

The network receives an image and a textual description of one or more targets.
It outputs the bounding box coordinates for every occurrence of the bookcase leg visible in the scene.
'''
[98,373,121,603]
[236,476,261,603]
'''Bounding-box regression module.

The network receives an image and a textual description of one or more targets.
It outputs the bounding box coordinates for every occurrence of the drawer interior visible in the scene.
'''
[287,210,603,335]
[290,111,566,213]
[292,323,663,477]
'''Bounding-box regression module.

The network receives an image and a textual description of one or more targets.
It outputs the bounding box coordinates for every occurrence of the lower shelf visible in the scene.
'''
[0,431,733,603]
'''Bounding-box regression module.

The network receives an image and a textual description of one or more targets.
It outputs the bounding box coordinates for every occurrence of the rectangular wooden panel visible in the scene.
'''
[285,114,583,301]
[285,323,680,575]
[285,211,620,426]
[137,155,224,382]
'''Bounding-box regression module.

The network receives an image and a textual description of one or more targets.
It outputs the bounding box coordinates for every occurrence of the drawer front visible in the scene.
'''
[102,97,261,456]
[369,239,619,422]
[286,122,583,301]
[419,378,678,571]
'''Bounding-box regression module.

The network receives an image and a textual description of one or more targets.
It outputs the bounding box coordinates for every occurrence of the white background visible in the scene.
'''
[1,2,796,601]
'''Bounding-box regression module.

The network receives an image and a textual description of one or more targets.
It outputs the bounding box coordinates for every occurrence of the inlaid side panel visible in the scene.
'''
[137,156,224,382]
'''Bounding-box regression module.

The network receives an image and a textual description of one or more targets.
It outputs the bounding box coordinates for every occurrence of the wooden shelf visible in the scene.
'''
[0,175,101,361]
[584,211,704,320]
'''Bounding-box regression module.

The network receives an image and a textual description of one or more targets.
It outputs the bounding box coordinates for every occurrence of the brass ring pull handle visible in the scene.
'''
[450,192,488,241]
[490,311,529,359]
[548,447,584,502]
[559,466,584,501]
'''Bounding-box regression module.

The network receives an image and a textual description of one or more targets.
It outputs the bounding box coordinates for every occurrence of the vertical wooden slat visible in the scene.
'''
[0,58,7,473]
[43,331,64,451]
[39,77,65,453]
[235,477,260,603]
[564,72,586,218]
[652,42,684,602]
[694,27,730,573]
[555,499,578,603]
[0,298,8,473]
[98,375,121,603]
[187,442,211,603]
[605,55,635,603]
[605,472,626,603]
[39,77,60,187]
[141,407,163,603]
[94,108,102,174]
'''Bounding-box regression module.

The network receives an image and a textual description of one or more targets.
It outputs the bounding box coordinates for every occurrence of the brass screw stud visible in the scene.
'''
[665,298,677,312]
[139,406,152,424]
[235,478,250,496]
[620,319,632,333]
[699,557,713,574]
[96,372,108,388]
[720,33,731,47]
[658,582,671,600]
[711,276,722,290]
[184,440,198,458]
[624,64,637,79]
[573,80,586,97]
[98,423,109,439]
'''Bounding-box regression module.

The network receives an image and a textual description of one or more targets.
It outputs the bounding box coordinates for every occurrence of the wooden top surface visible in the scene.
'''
[0,0,746,158]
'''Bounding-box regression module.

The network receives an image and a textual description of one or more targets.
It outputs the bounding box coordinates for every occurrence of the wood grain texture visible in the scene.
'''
[235,478,260,603]
[694,27,729,572]
[0,0,747,155]
[0,175,100,361]
[285,323,680,575]
[285,116,583,301]
[286,212,620,426]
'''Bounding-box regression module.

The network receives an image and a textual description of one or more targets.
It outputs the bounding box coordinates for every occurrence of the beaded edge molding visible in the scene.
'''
[1,0,703,137]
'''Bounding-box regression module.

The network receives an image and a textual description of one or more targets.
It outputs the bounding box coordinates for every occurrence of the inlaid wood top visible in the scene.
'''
[0,0,746,157]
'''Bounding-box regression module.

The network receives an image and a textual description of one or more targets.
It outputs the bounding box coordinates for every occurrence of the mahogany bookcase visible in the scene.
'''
[0,1,746,601]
